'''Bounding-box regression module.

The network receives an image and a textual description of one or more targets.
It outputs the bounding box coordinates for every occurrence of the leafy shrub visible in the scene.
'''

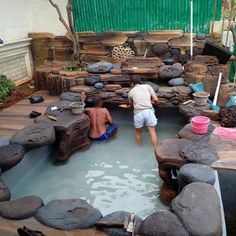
[0,75,16,101]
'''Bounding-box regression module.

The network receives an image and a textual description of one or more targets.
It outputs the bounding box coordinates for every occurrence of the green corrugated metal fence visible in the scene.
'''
[73,0,221,34]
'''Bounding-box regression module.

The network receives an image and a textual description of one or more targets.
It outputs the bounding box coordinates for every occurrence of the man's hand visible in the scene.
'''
[119,104,130,108]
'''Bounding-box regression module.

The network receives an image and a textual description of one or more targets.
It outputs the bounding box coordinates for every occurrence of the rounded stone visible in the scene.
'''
[84,75,101,86]
[94,82,104,89]
[35,199,102,230]
[87,62,113,73]
[10,123,56,150]
[0,178,11,202]
[0,196,44,220]
[0,144,25,171]
[168,77,184,86]
[164,58,175,65]
[60,92,82,102]
[143,81,159,92]
[151,43,169,56]
[159,64,184,80]
[140,211,188,236]
[179,163,215,185]
[96,211,143,236]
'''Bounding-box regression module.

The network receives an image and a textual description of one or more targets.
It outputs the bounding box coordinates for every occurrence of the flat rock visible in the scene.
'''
[10,123,56,150]
[105,84,122,92]
[0,144,25,171]
[96,211,142,236]
[179,141,219,165]
[171,182,222,236]
[140,211,188,236]
[159,64,184,80]
[35,199,102,230]
[178,123,215,141]
[94,82,104,89]
[179,102,211,118]
[84,75,101,86]
[70,85,95,93]
[87,62,113,73]
[0,196,43,220]
[179,163,215,185]
[0,178,10,202]
[60,92,82,102]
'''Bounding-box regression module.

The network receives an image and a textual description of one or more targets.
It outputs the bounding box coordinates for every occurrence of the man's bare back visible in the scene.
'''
[84,107,112,138]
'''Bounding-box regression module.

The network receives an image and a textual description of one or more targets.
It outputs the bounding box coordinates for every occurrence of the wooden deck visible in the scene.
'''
[0,90,59,137]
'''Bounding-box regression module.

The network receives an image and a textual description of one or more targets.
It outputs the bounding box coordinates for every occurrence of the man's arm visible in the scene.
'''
[105,108,113,124]
[151,93,159,105]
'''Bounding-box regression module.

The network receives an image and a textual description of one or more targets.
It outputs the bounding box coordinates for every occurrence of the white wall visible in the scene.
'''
[0,0,68,42]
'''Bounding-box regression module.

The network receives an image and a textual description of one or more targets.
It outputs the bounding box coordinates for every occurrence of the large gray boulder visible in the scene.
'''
[0,178,10,202]
[143,81,159,92]
[0,196,43,220]
[35,199,102,230]
[60,92,82,102]
[87,62,113,73]
[179,141,219,165]
[96,211,142,236]
[0,144,25,171]
[10,123,56,150]
[179,163,215,186]
[172,182,222,236]
[140,211,188,236]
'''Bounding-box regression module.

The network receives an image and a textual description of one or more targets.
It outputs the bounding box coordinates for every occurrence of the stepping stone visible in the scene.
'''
[70,85,95,93]
[179,102,211,118]
[96,211,142,236]
[159,64,184,80]
[179,163,215,187]
[84,75,101,86]
[35,199,102,230]
[140,211,188,236]
[87,62,113,73]
[0,144,25,171]
[60,92,82,102]
[0,196,43,220]
[172,182,222,236]
[179,141,219,165]
[178,123,215,141]
[115,88,130,95]
[0,178,11,202]
[10,123,56,150]
[155,138,192,184]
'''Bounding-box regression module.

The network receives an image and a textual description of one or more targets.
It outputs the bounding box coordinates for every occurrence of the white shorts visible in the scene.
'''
[134,109,158,128]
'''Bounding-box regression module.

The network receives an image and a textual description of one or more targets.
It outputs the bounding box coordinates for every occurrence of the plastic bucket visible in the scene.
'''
[70,102,85,115]
[191,116,210,134]
[193,92,210,106]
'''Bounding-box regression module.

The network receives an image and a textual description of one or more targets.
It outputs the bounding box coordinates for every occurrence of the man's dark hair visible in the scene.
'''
[93,96,103,107]
[130,75,142,84]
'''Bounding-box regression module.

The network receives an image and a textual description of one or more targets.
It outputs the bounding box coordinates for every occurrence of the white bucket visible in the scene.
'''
[193,92,210,106]
[70,102,85,115]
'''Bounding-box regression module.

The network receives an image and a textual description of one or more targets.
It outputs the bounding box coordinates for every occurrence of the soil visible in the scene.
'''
[0,81,37,111]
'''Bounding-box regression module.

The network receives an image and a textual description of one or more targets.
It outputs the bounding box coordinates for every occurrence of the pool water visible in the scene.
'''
[11,107,186,219]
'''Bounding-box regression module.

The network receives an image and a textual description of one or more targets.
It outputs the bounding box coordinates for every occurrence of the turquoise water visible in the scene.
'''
[11,107,186,219]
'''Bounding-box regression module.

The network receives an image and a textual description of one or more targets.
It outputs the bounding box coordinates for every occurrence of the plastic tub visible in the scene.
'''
[191,116,210,134]
[70,102,85,115]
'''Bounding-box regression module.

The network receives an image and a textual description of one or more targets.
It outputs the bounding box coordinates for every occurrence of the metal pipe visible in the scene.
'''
[190,0,193,60]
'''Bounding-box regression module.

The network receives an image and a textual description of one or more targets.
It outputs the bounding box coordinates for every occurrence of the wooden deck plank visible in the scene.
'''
[212,150,236,171]
[0,90,59,138]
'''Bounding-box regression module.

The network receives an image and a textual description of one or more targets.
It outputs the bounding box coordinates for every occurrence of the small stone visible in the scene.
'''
[168,77,184,86]
[94,82,104,89]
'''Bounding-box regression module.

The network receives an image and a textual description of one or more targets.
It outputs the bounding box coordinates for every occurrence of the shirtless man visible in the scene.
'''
[84,97,118,141]
[119,75,158,149]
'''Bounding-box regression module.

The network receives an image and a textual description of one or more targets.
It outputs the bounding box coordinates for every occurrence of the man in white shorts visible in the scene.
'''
[119,75,158,149]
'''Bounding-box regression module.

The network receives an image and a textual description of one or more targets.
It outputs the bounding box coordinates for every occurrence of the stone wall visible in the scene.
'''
[0,38,33,85]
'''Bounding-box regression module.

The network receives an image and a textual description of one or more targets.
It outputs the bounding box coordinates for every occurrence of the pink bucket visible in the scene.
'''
[191,116,210,134]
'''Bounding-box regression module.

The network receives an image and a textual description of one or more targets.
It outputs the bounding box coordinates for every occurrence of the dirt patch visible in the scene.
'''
[0,82,37,111]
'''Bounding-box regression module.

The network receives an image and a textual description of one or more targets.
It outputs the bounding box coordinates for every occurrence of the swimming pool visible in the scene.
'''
[3,107,186,219]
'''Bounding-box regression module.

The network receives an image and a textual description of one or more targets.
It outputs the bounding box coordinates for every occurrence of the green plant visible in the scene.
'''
[0,75,16,101]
